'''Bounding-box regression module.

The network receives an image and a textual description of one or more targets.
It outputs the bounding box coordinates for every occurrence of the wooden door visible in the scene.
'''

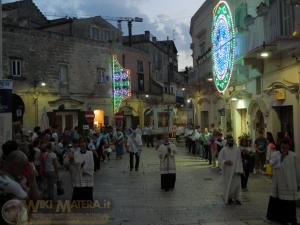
[55,114,63,132]
[65,114,73,130]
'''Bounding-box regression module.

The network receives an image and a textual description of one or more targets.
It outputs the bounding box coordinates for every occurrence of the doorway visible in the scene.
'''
[255,110,265,135]
[273,105,293,136]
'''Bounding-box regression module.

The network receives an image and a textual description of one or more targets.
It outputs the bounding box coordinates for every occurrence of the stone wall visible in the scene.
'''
[3,25,118,129]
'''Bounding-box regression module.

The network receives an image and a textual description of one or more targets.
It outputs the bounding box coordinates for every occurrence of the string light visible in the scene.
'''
[112,55,132,113]
[211,1,235,93]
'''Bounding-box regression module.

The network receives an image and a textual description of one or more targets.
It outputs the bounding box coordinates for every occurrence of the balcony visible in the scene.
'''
[237,0,296,58]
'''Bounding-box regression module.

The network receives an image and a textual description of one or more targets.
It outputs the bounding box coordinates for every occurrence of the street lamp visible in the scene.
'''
[260,52,269,58]
[181,88,186,91]
[32,79,47,126]
[145,94,149,98]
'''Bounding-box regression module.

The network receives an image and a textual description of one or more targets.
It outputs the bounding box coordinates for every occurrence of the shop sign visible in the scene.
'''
[85,111,95,123]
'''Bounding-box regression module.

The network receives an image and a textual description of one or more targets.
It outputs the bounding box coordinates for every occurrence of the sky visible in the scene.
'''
[3,0,206,70]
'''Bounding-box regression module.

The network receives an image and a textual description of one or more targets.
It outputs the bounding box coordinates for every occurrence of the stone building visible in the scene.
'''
[191,0,300,154]
[122,31,185,134]
[2,0,123,132]
[2,0,184,134]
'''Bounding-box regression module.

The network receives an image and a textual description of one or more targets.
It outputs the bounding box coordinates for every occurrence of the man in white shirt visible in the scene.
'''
[126,128,143,171]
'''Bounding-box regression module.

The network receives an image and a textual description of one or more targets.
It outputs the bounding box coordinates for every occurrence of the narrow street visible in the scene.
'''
[56,141,294,225]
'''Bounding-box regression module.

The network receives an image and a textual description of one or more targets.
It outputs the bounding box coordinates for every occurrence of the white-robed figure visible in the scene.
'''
[158,135,177,191]
[267,138,300,225]
[218,135,243,205]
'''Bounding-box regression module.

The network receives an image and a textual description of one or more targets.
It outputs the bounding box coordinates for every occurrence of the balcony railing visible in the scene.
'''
[237,0,295,58]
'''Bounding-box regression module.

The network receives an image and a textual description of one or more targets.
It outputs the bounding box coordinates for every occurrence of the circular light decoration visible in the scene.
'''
[211,0,235,93]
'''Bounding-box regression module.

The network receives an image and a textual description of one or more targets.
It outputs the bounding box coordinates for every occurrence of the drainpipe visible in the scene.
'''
[297,58,300,161]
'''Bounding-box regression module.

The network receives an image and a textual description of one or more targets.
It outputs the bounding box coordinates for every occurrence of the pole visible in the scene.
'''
[128,21,132,47]
[0,0,2,79]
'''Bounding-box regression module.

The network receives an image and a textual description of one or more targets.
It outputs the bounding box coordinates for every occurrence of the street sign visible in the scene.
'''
[83,125,89,130]
[115,112,124,119]
[85,111,95,123]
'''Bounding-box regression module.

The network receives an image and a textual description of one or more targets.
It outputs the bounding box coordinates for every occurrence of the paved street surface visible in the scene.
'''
[54,142,299,225]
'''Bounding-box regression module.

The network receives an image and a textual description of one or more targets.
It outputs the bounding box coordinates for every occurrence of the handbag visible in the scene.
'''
[57,179,65,196]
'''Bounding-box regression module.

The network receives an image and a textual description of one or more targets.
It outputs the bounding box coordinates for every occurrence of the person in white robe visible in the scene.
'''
[64,139,94,201]
[158,135,177,191]
[267,138,300,225]
[218,135,244,205]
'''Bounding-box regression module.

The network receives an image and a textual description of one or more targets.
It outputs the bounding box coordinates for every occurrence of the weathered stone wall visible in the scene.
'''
[3,25,118,129]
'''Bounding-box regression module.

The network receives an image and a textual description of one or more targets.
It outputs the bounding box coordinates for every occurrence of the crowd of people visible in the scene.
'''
[179,124,299,225]
[0,123,299,225]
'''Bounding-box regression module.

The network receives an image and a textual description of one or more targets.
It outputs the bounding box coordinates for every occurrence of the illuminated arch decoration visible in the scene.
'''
[211,1,235,93]
[112,55,132,113]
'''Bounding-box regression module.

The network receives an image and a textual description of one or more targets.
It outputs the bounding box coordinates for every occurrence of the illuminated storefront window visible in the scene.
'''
[93,109,104,128]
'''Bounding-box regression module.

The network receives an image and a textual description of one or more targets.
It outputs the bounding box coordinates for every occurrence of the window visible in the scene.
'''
[164,87,168,93]
[280,0,293,36]
[59,65,68,84]
[199,42,206,56]
[138,73,144,91]
[11,59,22,77]
[91,26,100,40]
[234,3,247,30]
[104,31,110,41]
[137,60,144,73]
[97,68,106,83]
[256,76,261,95]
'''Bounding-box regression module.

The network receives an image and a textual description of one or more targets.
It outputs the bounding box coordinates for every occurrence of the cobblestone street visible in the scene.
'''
[56,142,299,225]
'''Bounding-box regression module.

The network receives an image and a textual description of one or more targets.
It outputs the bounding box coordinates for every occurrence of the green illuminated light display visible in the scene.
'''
[112,55,131,113]
[211,0,235,93]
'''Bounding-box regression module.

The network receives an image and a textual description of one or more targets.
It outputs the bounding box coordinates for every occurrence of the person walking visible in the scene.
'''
[44,143,59,201]
[203,128,211,161]
[239,137,251,191]
[64,139,94,201]
[254,131,268,174]
[157,135,177,191]
[115,128,125,159]
[218,135,244,205]
[126,128,143,171]
[266,138,300,225]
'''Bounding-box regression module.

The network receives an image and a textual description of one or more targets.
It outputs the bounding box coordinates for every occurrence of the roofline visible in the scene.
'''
[123,35,178,55]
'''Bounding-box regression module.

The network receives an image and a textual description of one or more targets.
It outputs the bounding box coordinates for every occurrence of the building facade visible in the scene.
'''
[2,0,122,132]
[2,0,184,135]
[121,31,185,134]
[191,0,300,155]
